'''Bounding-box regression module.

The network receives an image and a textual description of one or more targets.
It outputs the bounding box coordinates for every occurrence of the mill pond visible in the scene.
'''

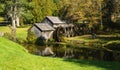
[22,41,120,62]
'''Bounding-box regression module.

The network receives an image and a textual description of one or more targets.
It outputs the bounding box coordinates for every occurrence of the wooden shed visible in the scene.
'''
[41,16,75,37]
[41,16,66,28]
[29,23,55,40]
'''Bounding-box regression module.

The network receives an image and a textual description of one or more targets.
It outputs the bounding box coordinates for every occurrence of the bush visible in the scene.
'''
[35,36,46,46]
[47,38,55,45]
[4,32,16,41]
[27,31,37,44]
[104,41,120,51]
[16,38,26,44]
[4,32,12,39]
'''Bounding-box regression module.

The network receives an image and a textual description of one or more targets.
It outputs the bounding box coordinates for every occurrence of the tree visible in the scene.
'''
[1,0,32,28]
[58,0,102,33]
[3,0,20,28]
[1,0,57,25]
[102,0,117,25]
[0,1,5,16]
[31,0,57,23]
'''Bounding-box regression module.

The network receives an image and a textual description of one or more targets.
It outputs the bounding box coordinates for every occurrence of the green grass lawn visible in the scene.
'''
[0,37,120,70]
[0,26,10,33]
[66,35,120,42]
[16,26,30,40]
[0,26,29,40]
[65,35,120,47]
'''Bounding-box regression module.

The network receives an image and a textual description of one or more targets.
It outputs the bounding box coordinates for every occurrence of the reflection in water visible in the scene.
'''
[64,48,74,58]
[23,44,74,58]
[22,43,120,61]
[42,47,54,56]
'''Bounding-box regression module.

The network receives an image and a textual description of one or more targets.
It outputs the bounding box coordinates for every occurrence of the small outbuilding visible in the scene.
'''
[29,23,55,40]
[41,16,66,28]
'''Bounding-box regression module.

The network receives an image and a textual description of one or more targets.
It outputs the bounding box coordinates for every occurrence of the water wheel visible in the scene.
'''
[53,27,65,42]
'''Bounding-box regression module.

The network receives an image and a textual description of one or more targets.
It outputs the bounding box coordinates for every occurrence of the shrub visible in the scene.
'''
[35,36,46,46]
[104,41,120,51]
[16,38,26,44]
[4,32,16,41]
[47,38,55,45]
[27,31,37,44]
[4,32,12,39]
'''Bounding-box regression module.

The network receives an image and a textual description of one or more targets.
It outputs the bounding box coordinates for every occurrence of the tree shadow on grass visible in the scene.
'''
[63,59,120,70]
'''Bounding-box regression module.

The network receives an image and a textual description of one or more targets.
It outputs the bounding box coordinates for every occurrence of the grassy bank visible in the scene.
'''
[65,35,120,48]
[0,26,29,40]
[0,37,120,70]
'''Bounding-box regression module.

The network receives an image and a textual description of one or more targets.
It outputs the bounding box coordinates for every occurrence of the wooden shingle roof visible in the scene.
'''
[46,16,65,24]
[34,23,55,31]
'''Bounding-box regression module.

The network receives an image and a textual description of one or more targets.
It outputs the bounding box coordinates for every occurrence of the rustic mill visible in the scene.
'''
[29,16,74,40]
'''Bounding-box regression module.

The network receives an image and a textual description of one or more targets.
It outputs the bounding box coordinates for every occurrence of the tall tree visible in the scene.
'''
[31,0,57,23]
[102,0,117,25]
[0,1,5,16]
[58,0,101,25]
[1,0,31,28]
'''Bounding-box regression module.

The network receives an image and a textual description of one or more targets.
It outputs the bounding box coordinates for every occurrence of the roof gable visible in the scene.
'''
[46,16,65,24]
[34,23,55,31]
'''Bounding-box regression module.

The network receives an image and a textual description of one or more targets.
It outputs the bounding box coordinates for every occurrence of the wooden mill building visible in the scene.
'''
[41,16,66,28]
[29,23,55,40]
[29,16,74,40]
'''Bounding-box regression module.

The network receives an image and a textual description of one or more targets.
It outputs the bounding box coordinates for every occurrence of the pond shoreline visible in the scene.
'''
[21,42,120,62]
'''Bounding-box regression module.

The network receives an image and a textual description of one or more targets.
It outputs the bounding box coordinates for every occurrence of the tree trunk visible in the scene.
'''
[12,17,16,28]
[16,15,20,27]
[11,5,17,28]
[10,6,16,28]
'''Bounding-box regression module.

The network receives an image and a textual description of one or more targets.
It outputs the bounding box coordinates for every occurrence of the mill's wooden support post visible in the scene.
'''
[64,27,67,37]
[70,27,74,37]
[67,27,70,37]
